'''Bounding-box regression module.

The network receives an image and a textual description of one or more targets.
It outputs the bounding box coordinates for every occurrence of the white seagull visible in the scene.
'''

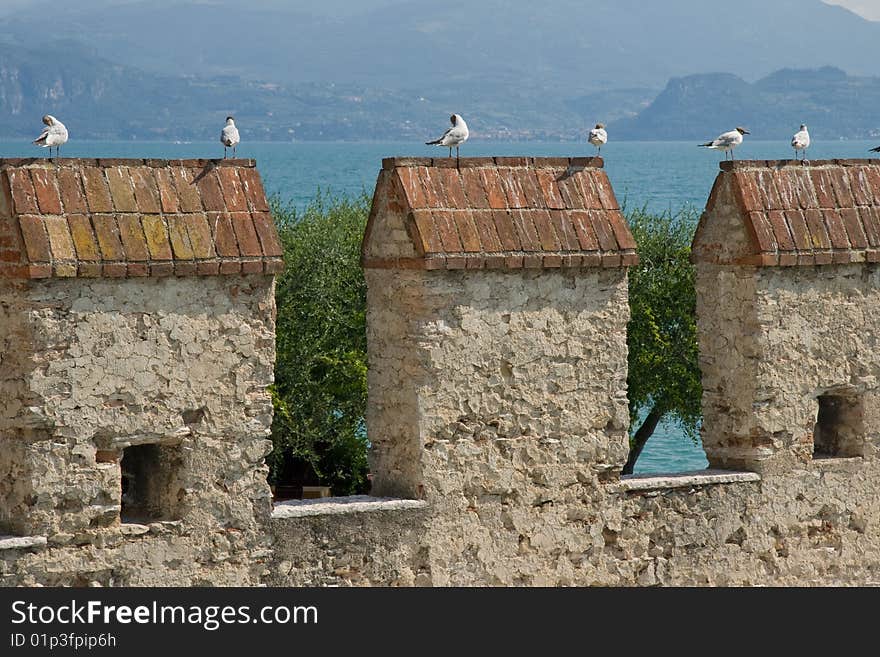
[221,116,240,159]
[33,114,68,158]
[426,114,469,159]
[699,126,750,160]
[588,123,607,155]
[791,124,810,162]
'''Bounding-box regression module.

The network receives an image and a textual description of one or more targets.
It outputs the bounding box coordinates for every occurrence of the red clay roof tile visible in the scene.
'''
[363,158,635,269]
[0,159,277,278]
[695,160,880,266]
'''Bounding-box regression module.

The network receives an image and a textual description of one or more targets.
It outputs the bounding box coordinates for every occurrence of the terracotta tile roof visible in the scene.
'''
[0,158,283,279]
[694,159,880,266]
[362,157,638,269]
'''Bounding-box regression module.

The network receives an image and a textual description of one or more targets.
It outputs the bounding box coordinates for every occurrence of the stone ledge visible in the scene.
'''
[619,469,761,492]
[0,535,48,551]
[271,496,427,519]
[810,456,865,471]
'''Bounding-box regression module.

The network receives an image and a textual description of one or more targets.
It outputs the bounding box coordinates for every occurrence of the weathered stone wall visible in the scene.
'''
[268,498,430,586]
[0,275,276,585]
[367,267,631,494]
[364,266,631,584]
[697,263,880,472]
[269,463,880,586]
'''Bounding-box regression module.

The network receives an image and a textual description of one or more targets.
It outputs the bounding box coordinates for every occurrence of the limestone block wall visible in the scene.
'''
[0,158,281,585]
[269,464,880,586]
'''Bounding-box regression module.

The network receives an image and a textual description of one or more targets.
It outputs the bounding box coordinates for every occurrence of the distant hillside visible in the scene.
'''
[3,0,880,143]
[0,43,654,142]
[0,43,450,141]
[612,67,880,141]
[1,0,879,94]
[1,43,879,142]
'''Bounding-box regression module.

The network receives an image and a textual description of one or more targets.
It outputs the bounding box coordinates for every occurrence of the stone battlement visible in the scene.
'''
[3,156,880,587]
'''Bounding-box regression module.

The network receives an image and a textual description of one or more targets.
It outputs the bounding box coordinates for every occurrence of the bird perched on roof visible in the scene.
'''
[426,114,469,160]
[588,123,607,155]
[221,116,240,159]
[33,115,68,158]
[791,124,810,162]
[699,127,749,160]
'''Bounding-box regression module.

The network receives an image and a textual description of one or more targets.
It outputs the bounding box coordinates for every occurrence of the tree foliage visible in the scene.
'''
[269,193,370,496]
[623,207,702,474]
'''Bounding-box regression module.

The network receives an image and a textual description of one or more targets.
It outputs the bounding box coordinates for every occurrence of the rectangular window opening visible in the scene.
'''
[813,393,865,459]
[120,443,183,523]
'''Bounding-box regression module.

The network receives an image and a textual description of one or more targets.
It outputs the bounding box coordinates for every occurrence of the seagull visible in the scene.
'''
[426,114,469,160]
[791,124,810,162]
[33,115,68,158]
[588,123,607,155]
[870,145,880,154]
[221,116,240,159]
[698,127,749,160]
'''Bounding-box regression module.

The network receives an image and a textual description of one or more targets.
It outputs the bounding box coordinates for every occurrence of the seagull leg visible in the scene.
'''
[224,146,227,160]
[233,145,237,159]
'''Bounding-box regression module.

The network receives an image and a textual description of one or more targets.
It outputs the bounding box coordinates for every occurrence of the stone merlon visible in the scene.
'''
[0,158,283,279]
[362,156,638,270]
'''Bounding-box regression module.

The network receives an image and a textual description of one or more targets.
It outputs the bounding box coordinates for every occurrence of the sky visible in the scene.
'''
[0,0,877,21]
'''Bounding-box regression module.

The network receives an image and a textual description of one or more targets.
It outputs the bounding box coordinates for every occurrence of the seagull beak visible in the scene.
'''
[743,130,750,135]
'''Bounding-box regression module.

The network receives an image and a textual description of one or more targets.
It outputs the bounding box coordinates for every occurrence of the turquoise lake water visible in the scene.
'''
[4,137,879,473]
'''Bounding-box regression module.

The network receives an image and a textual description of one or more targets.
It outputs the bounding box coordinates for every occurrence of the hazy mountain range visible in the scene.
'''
[0,0,879,141]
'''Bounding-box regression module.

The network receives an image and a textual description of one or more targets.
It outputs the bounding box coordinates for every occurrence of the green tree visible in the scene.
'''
[269,193,371,496]
[623,207,702,474]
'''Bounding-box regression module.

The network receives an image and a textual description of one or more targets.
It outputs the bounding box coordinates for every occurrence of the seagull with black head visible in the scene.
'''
[426,114,469,160]
[699,126,750,160]
[33,114,68,158]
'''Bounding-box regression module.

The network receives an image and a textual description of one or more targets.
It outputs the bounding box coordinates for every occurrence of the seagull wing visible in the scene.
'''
[712,131,739,147]
[33,126,50,145]
[426,125,453,146]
